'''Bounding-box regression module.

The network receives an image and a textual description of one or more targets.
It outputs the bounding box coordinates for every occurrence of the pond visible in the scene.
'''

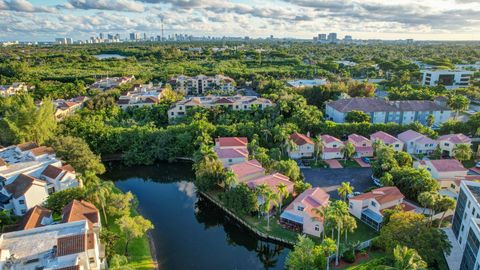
[102,162,290,270]
[94,54,126,60]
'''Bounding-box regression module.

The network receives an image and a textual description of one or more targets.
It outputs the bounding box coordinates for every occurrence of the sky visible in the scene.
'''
[0,0,480,41]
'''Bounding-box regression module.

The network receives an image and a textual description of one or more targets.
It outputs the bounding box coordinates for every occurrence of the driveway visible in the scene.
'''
[324,159,343,169]
[354,158,371,168]
[301,167,373,199]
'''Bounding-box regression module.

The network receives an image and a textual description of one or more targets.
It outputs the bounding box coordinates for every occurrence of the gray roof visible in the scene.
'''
[327,98,449,113]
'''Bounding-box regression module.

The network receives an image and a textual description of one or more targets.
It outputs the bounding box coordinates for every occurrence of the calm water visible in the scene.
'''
[102,162,290,270]
[94,54,126,60]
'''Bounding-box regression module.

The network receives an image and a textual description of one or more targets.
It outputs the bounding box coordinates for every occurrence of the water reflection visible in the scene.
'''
[103,162,289,270]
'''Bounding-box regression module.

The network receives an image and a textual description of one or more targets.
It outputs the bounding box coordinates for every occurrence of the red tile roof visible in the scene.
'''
[56,266,80,270]
[397,130,424,142]
[214,97,234,104]
[229,160,265,181]
[348,134,371,145]
[18,205,52,230]
[16,142,38,151]
[350,186,404,205]
[381,201,416,214]
[4,174,46,199]
[30,146,55,157]
[0,158,6,167]
[428,159,468,173]
[62,200,100,229]
[437,133,471,144]
[320,134,342,144]
[41,164,64,179]
[285,187,330,220]
[247,173,294,193]
[370,131,400,145]
[215,137,248,148]
[57,234,87,256]
[290,133,314,146]
[215,148,249,159]
[61,164,76,173]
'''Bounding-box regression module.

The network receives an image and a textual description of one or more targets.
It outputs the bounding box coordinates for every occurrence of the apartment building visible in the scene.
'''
[89,75,135,91]
[288,133,314,159]
[437,133,472,157]
[168,95,273,119]
[53,96,89,120]
[370,131,404,152]
[0,174,49,216]
[117,83,165,109]
[325,97,452,126]
[397,130,437,155]
[0,82,30,97]
[170,74,235,95]
[421,70,474,90]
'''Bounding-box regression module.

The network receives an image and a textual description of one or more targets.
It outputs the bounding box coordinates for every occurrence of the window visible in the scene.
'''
[228,159,232,163]
[89,257,96,264]
[349,202,353,209]
[371,201,377,207]
[235,105,239,109]
[445,143,450,147]
[362,143,366,147]
[171,112,174,116]
[395,144,399,147]
[244,105,247,109]
[315,225,320,231]
[297,206,304,211]
[21,209,26,214]
[179,106,183,110]
[333,144,337,147]
[19,199,25,205]
[474,208,476,216]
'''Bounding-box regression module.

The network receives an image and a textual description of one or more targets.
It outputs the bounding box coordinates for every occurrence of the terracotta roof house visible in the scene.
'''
[15,142,38,152]
[415,159,468,180]
[28,146,55,160]
[348,134,373,157]
[215,137,248,149]
[228,159,265,183]
[320,135,344,160]
[397,130,436,155]
[1,174,49,216]
[370,131,404,152]
[62,200,100,230]
[40,164,80,192]
[325,97,452,126]
[18,205,53,230]
[288,133,315,159]
[280,187,330,237]
[349,186,415,230]
[215,148,249,166]
[246,173,295,209]
[437,133,472,157]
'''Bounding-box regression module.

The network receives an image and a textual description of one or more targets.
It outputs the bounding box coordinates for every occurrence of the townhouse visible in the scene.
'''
[421,69,474,90]
[280,187,330,237]
[415,159,468,180]
[53,96,89,120]
[397,130,437,155]
[348,186,415,230]
[325,97,452,126]
[287,133,314,159]
[437,133,472,157]
[228,160,265,183]
[18,205,53,230]
[89,75,135,91]
[0,174,49,216]
[320,134,344,160]
[117,83,165,109]
[370,131,404,152]
[0,220,102,270]
[0,82,30,97]
[214,137,249,166]
[168,95,273,119]
[348,134,374,157]
[170,74,235,95]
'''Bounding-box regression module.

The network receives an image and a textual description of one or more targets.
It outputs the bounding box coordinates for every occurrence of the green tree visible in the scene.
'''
[341,142,356,161]
[274,159,301,182]
[50,136,106,175]
[223,170,238,190]
[453,143,473,162]
[221,183,259,215]
[109,254,133,270]
[426,114,435,128]
[116,215,154,256]
[193,144,224,191]
[345,110,371,123]
[276,182,289,212]
[107,192,134,217]
[43,187,86,214]
[448,95,470,120]
[337,182,354,201]
[86,180,113,226]
[436,196,456,228]
[286,235,322,270]
[313,137,324,161]
[391,245,428,270]
[261,187,279,229]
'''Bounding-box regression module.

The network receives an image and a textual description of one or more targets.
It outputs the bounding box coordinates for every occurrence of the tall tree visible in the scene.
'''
[341,142,356,161]
[453,143,473,162]
[116,216,154,256]
[391,245,428,270]
[426,114,435,128]
[276,182,289,212]
[337,182,354,201]
[448,95,470,120]
[261,187,279,229]
[345,110,371,123]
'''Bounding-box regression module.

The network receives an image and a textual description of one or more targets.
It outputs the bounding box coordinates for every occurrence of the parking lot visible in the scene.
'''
[301,167,374,200]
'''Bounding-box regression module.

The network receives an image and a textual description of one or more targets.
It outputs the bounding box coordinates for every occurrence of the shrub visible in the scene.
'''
[343,249,356,263]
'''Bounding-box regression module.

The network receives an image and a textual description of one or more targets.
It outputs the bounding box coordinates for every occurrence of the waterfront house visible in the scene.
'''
[320,135,344,160]
[348,186,415,230]
[280,187,330,237]
[40,164,80,194]
[370,131,404,152]
[247,173,295,209]
[348,134,373,157]
[436,133,472,157]
[325,97,451,126]
[18,205,53,230]
[229,160,265,183]
[215,137,248,149]
[215,148,249,167]
[287,133,314,159]
[414,159,468,180]
[0,174,49,216]
[62,200,101,233]
[397,130,437,155]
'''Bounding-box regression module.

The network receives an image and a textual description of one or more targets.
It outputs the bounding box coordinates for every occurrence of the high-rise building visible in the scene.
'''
[327,33,337,42]
[318,34,327,41]
[143,33,147,40]
[55,38,67,44]
[66,38,74,44]
[344,35,352,41]
[99,33,104,39]
[107,34,114,40]
[130,32,140,41]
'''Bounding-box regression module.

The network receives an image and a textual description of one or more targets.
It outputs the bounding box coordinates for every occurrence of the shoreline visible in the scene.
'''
[146,229,159,270]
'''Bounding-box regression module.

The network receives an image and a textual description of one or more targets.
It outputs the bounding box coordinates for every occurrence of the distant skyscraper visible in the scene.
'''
[107,34,114,40]
[344,35,352,42]
[319,34,327,41]
[55,37,67,44]
[99,33,104,39]
[130,32,140,41]
[327,33,337,42]
[143,33,147,40]
[66,38,73,44]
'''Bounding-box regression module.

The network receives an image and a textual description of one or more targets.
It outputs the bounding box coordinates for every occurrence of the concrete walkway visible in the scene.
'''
[325,159,343,169]
[443,228,462,270]
[354,158,371,168]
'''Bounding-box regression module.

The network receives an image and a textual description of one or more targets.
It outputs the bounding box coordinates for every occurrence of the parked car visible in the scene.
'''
[476,162,480,168]
[347,191,363,199]
[361,157,370,164]
[373,178,383,187]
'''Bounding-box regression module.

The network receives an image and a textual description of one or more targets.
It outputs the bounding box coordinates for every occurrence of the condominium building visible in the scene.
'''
[117,83,165,109]
[168,95,273,119]
[89,75,135,91]
[53,96,89,120]
[170,74,235,95]
[0,82,30,97]
[325,97,452,126]
[421,70,474,90]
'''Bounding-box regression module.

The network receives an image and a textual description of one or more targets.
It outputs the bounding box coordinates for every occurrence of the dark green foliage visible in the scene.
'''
[342,248,356,263]
[345,110,371,123]
[220,184,259,215]
[44,187,86,214]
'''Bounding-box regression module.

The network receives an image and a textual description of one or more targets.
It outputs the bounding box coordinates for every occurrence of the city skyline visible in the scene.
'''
[1,0,480,42]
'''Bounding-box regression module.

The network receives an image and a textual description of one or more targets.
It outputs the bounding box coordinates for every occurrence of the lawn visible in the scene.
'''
[463,159,476,168]
[310,160,329,168]
[339,159,361,168]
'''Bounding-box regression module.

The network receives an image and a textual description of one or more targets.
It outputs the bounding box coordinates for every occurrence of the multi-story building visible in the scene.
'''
[415,159,468,180]
[170,75,235,95]
[117,83,165,109]
[89,75,135,91]
[325,97,452,126]
[0,219,102,269]
[214,137,249,166]
[421,70,474,90]
[437,133,472,157]
[53,96,89,120]
[0,82,30,97]
[449,181,480,270]
[287,133,314,159]
[168,95,273,119]
[348,134,373,157]
[320,135,344,160]
[370,131,404,152]
[397,130,437,155]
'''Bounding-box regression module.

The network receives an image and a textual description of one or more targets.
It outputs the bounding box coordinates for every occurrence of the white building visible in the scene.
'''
[0,174,49,216]
[437,133,472,157]
[449,181,480,270]
[53,96,89,121]
[117,83,165,109]
[288,133,314,159]
[170,74,235,95]
[168,95,273,120]
[325,97,452,126]
[214,137,249,167]
[370,131,404,152]
[0,82,29,97]
[0,220,102,270]
[89,75,134,91]
[287,79,327,88]
[414,159,468,180]
[397,130,437,155]
[320,135,344,160]
[421,70,474,90]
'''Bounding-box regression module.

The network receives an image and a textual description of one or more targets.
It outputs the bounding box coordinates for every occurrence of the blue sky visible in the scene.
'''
[1,0,480,41]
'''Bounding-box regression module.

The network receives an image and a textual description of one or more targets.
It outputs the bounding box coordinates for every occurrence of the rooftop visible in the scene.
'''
[19,205,52,230]
[176,95,272,106]
[437,133,471,144]
[62,200,100,229]
[229,160,265,181]
[370,131,400,145]
[4,174,46,198]
[397,130,424,142]
[327,97,449,113]
[284,187,330,221]
[215,137,248,148]
[350,186,404,206]
[247,173,294,193]
[215,148,249,159]
[427,159,468,173]
[290,133,314,146]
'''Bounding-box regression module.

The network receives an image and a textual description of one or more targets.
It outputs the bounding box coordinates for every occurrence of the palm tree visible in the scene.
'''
[224,170,238,190]
[276,183,289,213]
[437,196,456,228]
[312,205,327,240]
[390,245,428,270]
[262,188,279,230]
[314,137,324,161]
[341,142,355,161]
[86,180,113,226]
[337,181,354,201]
[327,201,350,266]
[284,138,297,158]
[256,184,269,219]
[319,237,337,270]
[453,143,473,162]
